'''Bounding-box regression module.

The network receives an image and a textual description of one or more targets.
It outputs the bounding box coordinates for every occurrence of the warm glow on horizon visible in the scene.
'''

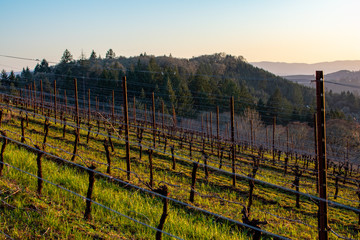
[1,0,359,71]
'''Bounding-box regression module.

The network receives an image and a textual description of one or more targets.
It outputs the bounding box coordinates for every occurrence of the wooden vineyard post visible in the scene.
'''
[104,139,111,174]
[71,79,80,162]
[203,152,209,182]
[152,92,156,149]
[217,106,220,165]
[171,145,176,170]
[189,162,198,203]
[161,100,164,130]
[54,80,57,124]
[29,85,33,112]
[314,113,319,194]
[210,112,213,153]
[144,104,147,127]
[206,113,209,140]
[122,76,131,180]
[230,96,236,187]
[83,93,86,118]
[34,145,44,196]
[20,117,25,143]
[148,149,154,188]
[40,80,44,115]
[43,118,50,149]
[84,165,96,220]
[33,81,37,113]
[112,90,115,122]
[272,116,276,165]
[74,79,80,127]
[133,96,136,124]
[88,89,91,126]
[64,90,68,115]
[316,71,328,240]
[201,114,204,135]
[250,119,253,154]
[62,117,67,138]
[0,131,8,176]
[155,185,169,240]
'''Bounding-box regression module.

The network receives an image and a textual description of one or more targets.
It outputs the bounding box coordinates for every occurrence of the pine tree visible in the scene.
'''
[166,77,177,109]
[106,49,115,59]
[34,59,50,73]
[1,70,8,85]
[61,49,73,63]
[89,50,97,60]
[267,88,283,119]
[177,79,194,117]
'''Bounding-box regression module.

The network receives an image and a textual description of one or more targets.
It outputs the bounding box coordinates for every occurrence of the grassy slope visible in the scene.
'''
[0,143,248,239]
[0,106,359,239]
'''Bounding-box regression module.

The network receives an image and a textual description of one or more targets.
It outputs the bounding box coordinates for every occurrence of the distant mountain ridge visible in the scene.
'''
[284,70,360,94]
[251,60,360,76]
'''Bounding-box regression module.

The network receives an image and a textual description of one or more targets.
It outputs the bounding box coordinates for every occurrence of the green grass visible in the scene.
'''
[0,143,249,239]
[0,105,359,239]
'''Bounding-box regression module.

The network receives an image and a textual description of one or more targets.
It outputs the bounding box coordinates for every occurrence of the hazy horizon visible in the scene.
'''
[1,0,360,72]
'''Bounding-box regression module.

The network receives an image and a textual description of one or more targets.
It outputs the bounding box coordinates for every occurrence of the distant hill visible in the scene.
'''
[4,52,360,122]
[251,61,360,76]
[284,70,360,94]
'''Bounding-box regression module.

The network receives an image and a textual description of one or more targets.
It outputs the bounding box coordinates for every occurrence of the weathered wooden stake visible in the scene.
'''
[104,139,111,174]
[123,76,131,180]
[155,185,169,240]
[152,92,156,148]
[112,90,115,121]
[0,110,3,127]
[148,149,154,188]
[71,79,80,162]
[35,145,44,196]
[84,165,96,220]
[0,131,8,176]
[171,145,176,170]
[272,116,276,165]
[133,96,136,123]
[189,162,198,203]
[20,117,25,143]
[316,71,328,240]
[54,80,57,124]
[40,80,44,115]
[43,117,50,149]
[88,89,91,125]
[230,96,236,187]
[63,118,67,138]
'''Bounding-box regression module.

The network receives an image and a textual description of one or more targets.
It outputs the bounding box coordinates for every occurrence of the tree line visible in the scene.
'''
[0,50,355,125]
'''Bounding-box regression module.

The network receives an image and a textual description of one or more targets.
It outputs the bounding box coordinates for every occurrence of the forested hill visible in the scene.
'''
[1,51,356,124]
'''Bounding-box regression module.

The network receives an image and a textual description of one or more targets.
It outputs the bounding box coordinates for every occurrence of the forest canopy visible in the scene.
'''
[1,50,356,125]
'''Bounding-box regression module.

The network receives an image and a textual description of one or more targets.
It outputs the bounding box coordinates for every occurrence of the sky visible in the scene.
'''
[1,0,360,72]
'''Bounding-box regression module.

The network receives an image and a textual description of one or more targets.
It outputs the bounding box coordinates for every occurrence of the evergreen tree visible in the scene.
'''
[89,50,97,60]
[8,71,15,84]
[8,71,17,94]
[165,77,177,108]
[1,70,8,86]
[61,49,73,63]
[20,67,32,87]
[34,59,50,73]
[267,88,283,119]
[106,49,115,59]
[177,79,194,117]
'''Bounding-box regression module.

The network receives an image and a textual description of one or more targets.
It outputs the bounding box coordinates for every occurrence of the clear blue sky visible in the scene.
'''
[1,0,360,71]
